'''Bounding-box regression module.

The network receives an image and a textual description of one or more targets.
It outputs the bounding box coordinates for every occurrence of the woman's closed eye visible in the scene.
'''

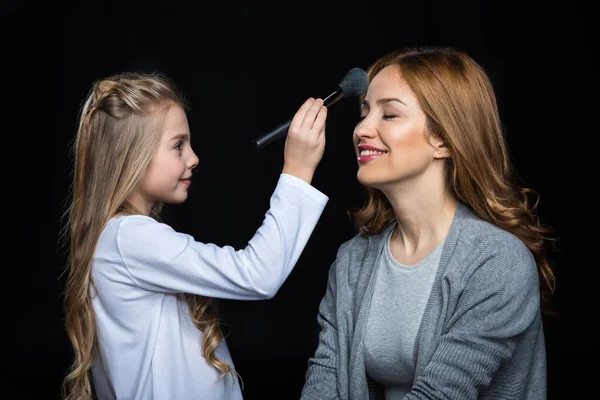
[358,114,398,121]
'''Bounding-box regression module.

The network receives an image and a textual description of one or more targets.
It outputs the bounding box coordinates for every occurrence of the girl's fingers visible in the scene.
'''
[300,98,324,129]
[289,98,316,132]
[314,106,328,138]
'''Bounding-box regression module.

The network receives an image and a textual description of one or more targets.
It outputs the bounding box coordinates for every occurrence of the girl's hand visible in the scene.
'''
[282,98,327,184]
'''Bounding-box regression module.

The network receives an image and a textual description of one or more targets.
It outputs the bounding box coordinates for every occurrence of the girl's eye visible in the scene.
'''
[174,142,183,151]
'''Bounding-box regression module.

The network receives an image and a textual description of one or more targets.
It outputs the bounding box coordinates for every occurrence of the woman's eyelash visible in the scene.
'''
[358,114,397,120]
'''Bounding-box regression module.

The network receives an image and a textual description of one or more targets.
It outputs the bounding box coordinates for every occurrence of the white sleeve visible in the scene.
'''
[116,173,328,300]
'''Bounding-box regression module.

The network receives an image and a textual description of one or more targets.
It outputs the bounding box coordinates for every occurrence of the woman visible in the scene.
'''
[301,46,556,400]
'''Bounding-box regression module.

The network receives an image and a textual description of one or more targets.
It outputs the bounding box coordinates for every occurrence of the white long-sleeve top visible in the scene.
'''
[90,173,328,400]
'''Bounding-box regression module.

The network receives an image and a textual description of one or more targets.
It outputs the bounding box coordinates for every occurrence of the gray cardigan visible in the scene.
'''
[301,202,546,400]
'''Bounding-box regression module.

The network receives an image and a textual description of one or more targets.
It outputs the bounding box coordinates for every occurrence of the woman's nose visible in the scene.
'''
[354,120,377,141]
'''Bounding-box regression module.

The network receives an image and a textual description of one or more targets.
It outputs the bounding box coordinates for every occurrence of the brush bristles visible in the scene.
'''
[339,67,369,97]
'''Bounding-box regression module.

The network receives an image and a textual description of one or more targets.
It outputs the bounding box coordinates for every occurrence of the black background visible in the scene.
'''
[3,0,590,399]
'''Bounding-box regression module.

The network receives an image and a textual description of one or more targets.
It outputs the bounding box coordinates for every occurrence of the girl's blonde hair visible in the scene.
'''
[61,72,235,399]
[351,47,557,313]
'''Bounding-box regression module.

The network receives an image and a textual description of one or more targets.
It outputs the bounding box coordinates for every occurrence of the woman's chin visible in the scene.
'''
[357,172,377,188]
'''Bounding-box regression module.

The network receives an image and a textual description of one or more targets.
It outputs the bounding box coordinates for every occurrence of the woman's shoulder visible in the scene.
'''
[451,205,537,283]
[456,207,530,258]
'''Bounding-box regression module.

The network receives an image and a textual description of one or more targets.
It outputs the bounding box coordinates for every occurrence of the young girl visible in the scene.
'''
[61,72,329,400]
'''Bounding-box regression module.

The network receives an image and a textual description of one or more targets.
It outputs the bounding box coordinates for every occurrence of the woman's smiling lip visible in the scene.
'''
[358,144,387,152]
[357,144,387,163]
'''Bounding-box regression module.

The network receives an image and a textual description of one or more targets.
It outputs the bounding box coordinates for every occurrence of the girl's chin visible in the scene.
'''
[167,194,189,204]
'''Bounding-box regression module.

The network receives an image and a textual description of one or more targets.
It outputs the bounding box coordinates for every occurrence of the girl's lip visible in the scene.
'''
[180,179,192,186]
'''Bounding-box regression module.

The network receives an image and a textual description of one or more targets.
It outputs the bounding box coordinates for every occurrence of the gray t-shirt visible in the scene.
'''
[364,229,443,400]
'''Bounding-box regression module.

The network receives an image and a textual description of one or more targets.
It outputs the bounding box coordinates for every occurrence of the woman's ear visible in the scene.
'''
[434,146,451,158]
[432,138,451,159]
